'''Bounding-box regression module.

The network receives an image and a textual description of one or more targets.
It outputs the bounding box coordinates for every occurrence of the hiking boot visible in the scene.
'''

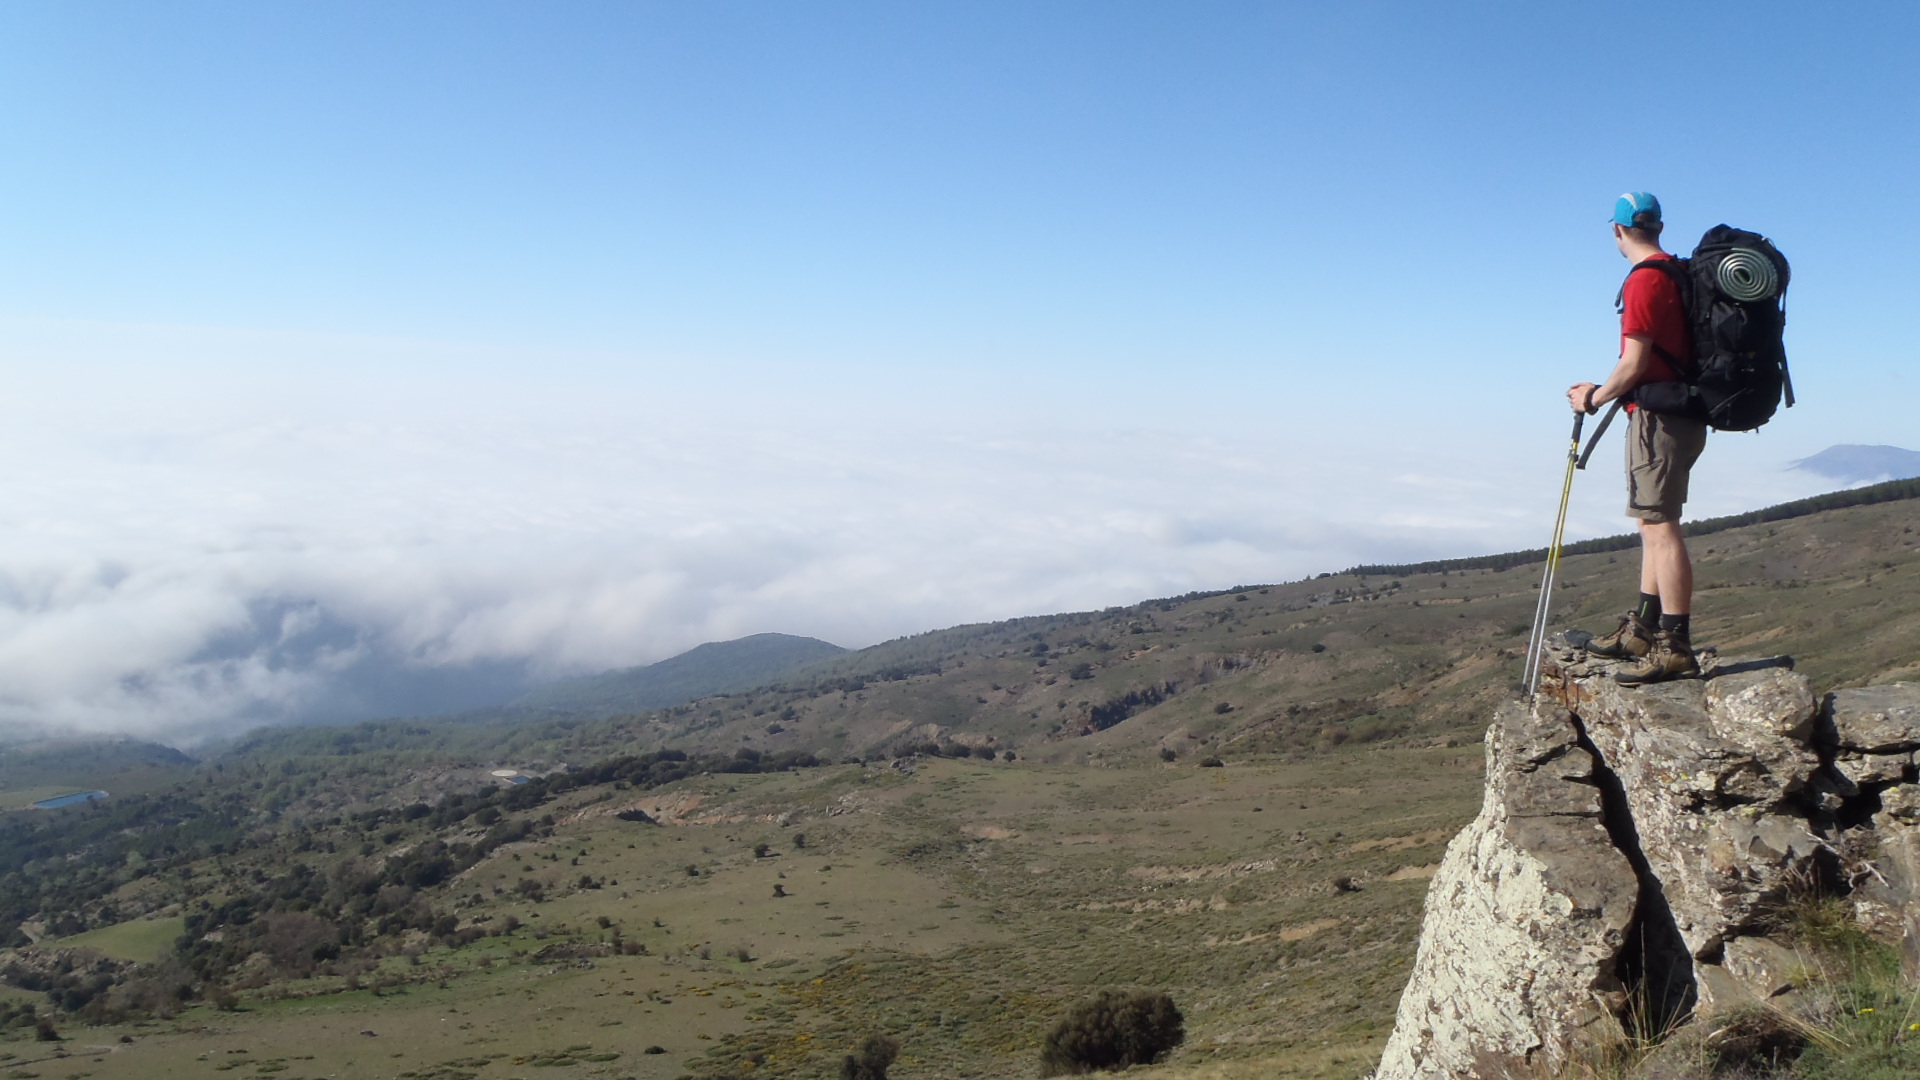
[1613,632,1699,686]
[1582,612,1657,659]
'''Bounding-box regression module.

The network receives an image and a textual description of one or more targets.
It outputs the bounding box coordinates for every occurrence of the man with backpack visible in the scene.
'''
[1567,192,1707,684]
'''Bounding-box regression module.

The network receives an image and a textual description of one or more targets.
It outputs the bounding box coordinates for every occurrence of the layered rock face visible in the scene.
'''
[1374,657,1920,1080]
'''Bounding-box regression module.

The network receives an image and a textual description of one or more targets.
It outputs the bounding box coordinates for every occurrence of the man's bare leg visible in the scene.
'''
[1639,520,1691,616]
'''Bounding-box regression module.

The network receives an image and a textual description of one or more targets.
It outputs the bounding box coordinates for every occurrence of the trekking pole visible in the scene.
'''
[1523,410,1584,697]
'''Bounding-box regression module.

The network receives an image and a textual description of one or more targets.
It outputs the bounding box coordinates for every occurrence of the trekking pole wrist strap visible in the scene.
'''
[1576,400,1623,471]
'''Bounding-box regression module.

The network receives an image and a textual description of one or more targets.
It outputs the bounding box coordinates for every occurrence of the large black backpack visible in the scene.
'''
[1619,225,1794,431]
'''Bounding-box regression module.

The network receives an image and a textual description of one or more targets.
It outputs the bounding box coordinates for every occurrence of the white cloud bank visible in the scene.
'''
[0,325,1849,745]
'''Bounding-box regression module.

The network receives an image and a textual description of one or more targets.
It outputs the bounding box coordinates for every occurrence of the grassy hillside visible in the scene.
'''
[0,739,193,810]
[1,493,1918,1078]
[210,488,1920,807]
[500,491,1920,773]
[0,747,1475,1080]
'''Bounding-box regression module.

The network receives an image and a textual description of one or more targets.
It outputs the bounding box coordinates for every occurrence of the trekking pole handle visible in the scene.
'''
[1569,411,1584,453]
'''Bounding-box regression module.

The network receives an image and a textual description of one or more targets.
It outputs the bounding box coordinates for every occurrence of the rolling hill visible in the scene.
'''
[512,632,848,716]
[1791,443,1920,483]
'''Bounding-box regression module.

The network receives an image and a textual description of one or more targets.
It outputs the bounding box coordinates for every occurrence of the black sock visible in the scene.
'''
[1659,613,1691,641]
[1635,592,1662,625]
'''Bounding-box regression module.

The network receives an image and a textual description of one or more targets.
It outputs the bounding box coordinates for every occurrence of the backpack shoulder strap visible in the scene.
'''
[1615,258,1693,383]
[1614,258,1687,314]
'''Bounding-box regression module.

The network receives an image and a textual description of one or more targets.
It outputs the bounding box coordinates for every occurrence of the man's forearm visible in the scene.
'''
[1592,337,1656,408]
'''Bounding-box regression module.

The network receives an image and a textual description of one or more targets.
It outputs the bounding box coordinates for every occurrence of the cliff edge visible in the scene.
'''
[1374,645,1920,1079]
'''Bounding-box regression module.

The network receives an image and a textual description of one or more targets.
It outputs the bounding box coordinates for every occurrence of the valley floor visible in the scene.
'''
[7,747,1481,1079]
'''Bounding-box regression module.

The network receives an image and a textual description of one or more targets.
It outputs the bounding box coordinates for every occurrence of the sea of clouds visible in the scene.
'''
[0,325,1853,746]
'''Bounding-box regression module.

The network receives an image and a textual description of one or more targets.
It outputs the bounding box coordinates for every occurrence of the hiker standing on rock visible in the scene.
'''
[1566,192,1707,684]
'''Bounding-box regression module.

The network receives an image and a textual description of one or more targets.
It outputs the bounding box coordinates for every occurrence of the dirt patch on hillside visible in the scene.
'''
[1426,652,1502,690]
[1208,918,1339,946]
[1279,918,1339,941]
[1347,828,1452,853]
[1127,859,1279,883]
[1719,625,1790,648]
[1086,895,1231,915]
[619,792,707,824]
[962,824,1018,840]
[1385,863,1439,880]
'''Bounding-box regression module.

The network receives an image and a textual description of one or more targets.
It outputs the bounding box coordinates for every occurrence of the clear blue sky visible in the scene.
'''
[7,3,1916,409]
[2,3,1917,740]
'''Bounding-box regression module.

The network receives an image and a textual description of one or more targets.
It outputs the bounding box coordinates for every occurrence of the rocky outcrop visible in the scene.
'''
[1370,700,1636,1079]
[1374,652,1920,1080]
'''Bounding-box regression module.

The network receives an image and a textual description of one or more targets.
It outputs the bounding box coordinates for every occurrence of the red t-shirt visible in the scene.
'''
[1620,254,1690,384]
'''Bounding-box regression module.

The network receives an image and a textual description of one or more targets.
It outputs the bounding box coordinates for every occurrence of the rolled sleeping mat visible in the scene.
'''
[1716,247,1780,302]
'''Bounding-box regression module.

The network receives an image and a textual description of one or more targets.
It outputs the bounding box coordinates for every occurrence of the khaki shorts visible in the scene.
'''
[1626,407,1707,524]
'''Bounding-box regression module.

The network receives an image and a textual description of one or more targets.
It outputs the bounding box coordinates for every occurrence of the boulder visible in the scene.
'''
[1826,684,1920,792]
[1827,683,1920,754]
[1373,700,1636,1080]
[1832,749,1914,788]
[1720,935,1806,1000]
[1858,785,1920,979]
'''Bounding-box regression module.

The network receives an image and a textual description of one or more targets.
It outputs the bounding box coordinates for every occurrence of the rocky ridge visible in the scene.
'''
[1373,646,1920,1079]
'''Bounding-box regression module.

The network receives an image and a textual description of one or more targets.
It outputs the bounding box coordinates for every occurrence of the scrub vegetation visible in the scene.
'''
[2,492,1920,1078]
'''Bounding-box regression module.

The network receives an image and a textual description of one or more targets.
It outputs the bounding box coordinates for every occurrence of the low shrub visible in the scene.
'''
[842,1033,899,1080]
[1039,989,1184,1076]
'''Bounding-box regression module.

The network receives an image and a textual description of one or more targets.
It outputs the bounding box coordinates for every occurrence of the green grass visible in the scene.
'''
[48,917,185,963]
[0,787,79,812]
[1548,898,1920,1080]
[22,749,1478,1079]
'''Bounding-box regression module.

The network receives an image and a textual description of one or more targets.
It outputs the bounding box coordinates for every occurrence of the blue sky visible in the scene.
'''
[2,3,1916,740]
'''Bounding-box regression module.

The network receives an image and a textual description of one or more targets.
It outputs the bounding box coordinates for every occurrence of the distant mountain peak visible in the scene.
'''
[512,632,847,717]
[1790,444,1920,484]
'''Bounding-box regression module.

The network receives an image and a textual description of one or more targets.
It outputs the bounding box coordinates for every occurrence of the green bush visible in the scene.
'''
[1039,990,1184,1076]
[842,1033,898,1080]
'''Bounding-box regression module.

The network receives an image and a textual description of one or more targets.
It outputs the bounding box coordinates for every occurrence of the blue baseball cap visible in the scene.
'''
[1612,191,1661,228]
